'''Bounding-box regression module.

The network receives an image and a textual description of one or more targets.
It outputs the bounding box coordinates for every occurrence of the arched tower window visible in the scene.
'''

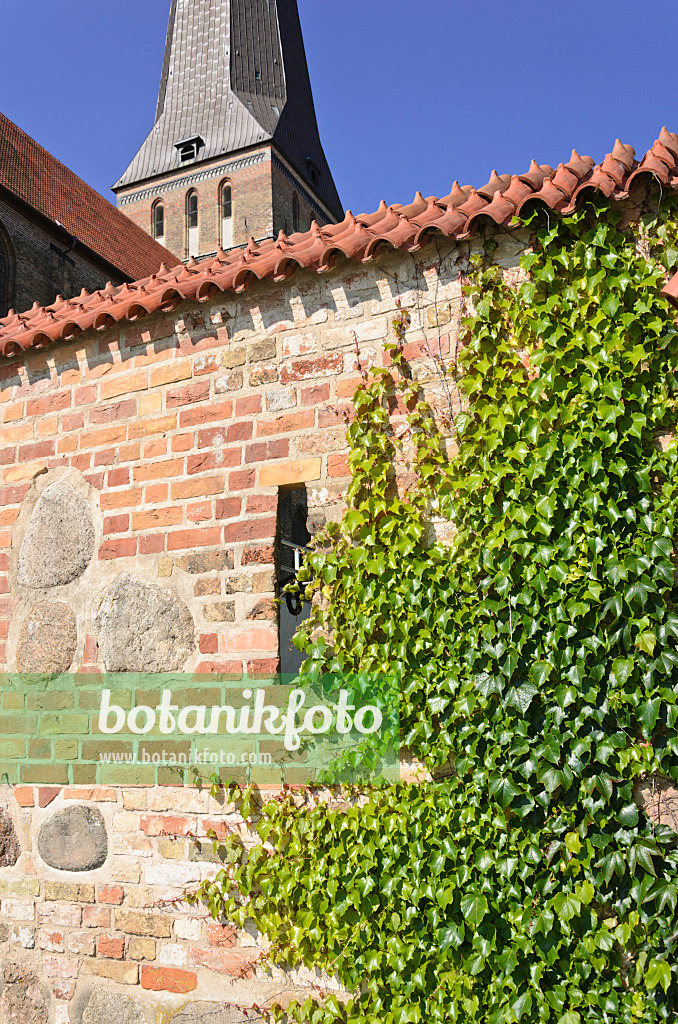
[186,190,199,258]
[292,193,300,234]
[152,200,165,242]
[220,182,233,250]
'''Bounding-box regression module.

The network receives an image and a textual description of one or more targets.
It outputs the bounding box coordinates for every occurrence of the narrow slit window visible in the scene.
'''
[292,193,300,234]
[220,182,233,250]
[186,191,199,257]
[152,201,164,241]
[277,487,312,677]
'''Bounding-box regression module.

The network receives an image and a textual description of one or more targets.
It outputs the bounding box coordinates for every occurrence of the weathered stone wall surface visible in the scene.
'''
[0,231,528,1021]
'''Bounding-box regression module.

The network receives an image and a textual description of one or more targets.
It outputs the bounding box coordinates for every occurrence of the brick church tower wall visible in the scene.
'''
[0,199,119,317]
[0,231,524,1020]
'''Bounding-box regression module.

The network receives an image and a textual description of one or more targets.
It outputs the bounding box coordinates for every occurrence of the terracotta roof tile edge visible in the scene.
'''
[3,127,678,357]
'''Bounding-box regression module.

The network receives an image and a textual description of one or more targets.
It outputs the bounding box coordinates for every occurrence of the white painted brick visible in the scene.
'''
[112,811,139,833]
[144,862,201,887]
[1,898,35,921]
[10,925,35,948]
[174,917,203,941]
[38,905,82,928]
[281,332,317,359]
[157,942,189,966]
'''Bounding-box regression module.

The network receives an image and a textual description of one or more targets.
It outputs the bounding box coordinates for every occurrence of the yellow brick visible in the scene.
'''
[259,458,321,487]
[3,461,47,483]
[128,414,177,439]
[150,360,192,388]
[139,393,162,416]
[158,557,173,578]
[100,371,147,401]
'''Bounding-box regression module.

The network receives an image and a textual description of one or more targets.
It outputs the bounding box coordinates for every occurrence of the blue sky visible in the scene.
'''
[1,0,677,216]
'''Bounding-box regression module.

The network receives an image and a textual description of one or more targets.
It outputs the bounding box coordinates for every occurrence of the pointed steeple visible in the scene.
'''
[113,0,342,257]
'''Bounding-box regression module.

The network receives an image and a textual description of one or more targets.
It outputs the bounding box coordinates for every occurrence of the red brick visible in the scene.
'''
[179,399,232,428]
[215,497,241,520]
[103,514,130,535]
[88,399,136,425]
[241,544,275,565]
[26,391,70,417]
[38,786,61,807]
[235,395,261,416]
[101,488,142,510]
[247,657,281,676]
[382,335,450,366]
[280,355,343,385]
[256,410,314,437]
[245,439,288,463]
[187,449,240,475]
[301,383,330,405]
[196,660,242,674]
[125,317,176,348]
[99,538,137,560]
[63,411,85,431]
[140,814,195,837]
[134,460,184,482]
[98,934,125,959]
[328,453,350,477]
[19,440,55,461]
[74,385,97,406]
[186,500,213,522]
[206,922,237,948]
[198,422,252,448]
[143,439,167,459]
[166,382,210,407]
[229,468,255,490]
[145,483,169,503]
[171,432,194,453]
[171,477,224,500]
[193,353,220,376]
[199,634,218,654]
[319,403,353,428]
[93,448,116,467]
[246,495,277,514]
[167,528,221,552]
[98,886,125,905]
[83,635,98,662]
[132,507,183,531]
[107,467,130,487]
[141,966,198,994]
[139,534,166,554]
[14,785,34,807]
[188,947,258,976]
[223,518,276,543]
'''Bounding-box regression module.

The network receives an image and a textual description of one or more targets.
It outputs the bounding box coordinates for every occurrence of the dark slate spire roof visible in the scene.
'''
[113,0,342,218]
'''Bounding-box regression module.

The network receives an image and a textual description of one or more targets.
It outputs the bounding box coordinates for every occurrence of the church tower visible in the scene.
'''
[112,0,342,262]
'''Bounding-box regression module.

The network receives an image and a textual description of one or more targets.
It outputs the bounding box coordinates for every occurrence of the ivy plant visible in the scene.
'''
[189,188,678,1023]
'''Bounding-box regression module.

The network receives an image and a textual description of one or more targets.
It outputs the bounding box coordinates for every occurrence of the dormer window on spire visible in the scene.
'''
[175,136,205,163]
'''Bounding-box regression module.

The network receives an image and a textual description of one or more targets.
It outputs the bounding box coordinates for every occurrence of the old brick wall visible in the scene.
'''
[0,199,121,318]
[0,231,523,1022]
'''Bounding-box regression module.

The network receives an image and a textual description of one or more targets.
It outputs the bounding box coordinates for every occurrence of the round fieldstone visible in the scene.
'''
[16,601,77,676]
[95,573,195,672]
[37,805,107,872]
[82,990,147,1024]
[1,965,48,1024]
[17,480,95,589]
[0,808,20,867]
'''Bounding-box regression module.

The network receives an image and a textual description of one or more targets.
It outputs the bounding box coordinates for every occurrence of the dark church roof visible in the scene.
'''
[113,0,342,220]
[0,113,180,281]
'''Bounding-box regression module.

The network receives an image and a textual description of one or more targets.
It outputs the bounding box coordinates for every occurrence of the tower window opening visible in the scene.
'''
[292,193,300,233]
[186,190,199,257]
[220,182,233,249]
[174,135,204,163]
[152,200,165,241]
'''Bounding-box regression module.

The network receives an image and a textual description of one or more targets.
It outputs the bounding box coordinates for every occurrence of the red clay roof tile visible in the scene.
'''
[3,128,678,358]
[0,112,180,282]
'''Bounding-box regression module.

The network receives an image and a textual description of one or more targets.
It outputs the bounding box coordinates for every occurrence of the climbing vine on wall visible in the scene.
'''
[189,188,678,1023]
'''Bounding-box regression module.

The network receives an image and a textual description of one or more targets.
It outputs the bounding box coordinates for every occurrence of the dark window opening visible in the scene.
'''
[0,249,6,317]
[306,159,320,188]
[186,191,198,230]
[152,201,164,239]
[278,487,312,678]
[221,184,232,220]
[292,193,300,234]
